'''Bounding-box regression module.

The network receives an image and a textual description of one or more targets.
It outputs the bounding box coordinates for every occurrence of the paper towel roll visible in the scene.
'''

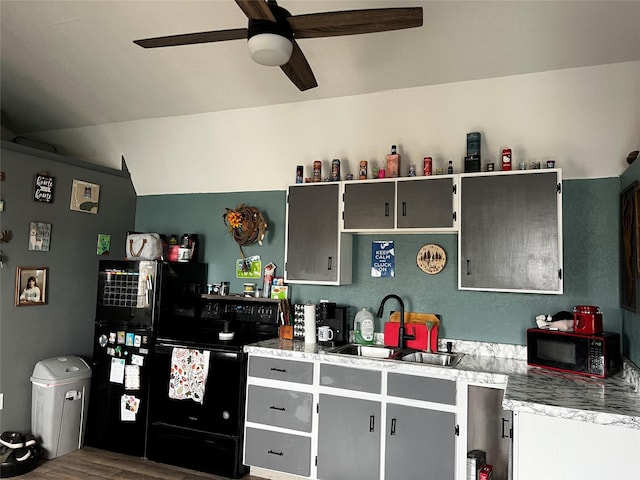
[304,304,317,344]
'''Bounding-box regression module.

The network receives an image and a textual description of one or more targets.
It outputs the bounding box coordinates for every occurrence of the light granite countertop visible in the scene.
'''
[245,338,640,430]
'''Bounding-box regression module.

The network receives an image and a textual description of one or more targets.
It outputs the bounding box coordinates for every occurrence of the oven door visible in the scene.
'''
[148,341,246,436]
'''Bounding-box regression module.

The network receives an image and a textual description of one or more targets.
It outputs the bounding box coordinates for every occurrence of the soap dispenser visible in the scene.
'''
[354,308,375,345]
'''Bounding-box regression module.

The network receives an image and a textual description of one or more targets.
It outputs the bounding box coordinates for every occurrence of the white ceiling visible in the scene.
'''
[1,0,640,136]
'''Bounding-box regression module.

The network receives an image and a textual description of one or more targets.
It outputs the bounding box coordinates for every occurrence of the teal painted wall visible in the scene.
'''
[136,177,623,349]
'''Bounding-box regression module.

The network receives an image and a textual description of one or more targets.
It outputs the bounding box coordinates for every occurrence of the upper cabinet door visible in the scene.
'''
[459,170,563,294]
[396,177,456,230]
[343,181,395,230]
[285,184,352,285]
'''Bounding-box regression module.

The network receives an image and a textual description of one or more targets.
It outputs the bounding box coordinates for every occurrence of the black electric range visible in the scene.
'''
[146,294,280,478]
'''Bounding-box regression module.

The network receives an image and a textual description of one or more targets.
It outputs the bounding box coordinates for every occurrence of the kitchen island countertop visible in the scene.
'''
[245,337,640,429]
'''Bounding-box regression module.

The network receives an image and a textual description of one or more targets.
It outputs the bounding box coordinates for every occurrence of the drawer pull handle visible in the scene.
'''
[270,367,286,373]
[268,449,283,456]
[369,415,375,432]
[390,418,397,436]
[270,405,286,412]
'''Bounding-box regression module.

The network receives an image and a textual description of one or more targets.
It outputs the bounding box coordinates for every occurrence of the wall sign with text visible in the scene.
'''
[33,173,55,203]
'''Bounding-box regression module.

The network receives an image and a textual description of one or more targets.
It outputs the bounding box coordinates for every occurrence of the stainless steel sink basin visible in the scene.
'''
[330,344,401,359]
[399,351,464,368]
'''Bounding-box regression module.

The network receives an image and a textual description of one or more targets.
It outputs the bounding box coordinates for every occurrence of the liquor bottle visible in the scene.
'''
[447,160,453,174]
[386,145,400,178]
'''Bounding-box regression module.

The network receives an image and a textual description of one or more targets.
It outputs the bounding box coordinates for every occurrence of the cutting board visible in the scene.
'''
[384,322,438,352]
[388,312,440,326]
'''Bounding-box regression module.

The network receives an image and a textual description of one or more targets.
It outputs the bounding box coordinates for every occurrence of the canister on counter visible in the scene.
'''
[423,157,432,176]
[296,165,303,183]
[313,160,322,182]
[330,158,341,181]
[501,148,512,171]
[359,160,368,180]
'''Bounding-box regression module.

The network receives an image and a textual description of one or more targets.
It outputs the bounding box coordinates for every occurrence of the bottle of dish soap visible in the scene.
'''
[354,308,375,345]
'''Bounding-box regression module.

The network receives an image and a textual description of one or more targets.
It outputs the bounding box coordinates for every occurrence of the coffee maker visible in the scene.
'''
[318,302,349,346]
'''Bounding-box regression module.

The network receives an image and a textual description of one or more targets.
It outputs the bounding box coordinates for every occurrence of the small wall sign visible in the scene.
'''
[371,241,395,277]
[33,173,55,203]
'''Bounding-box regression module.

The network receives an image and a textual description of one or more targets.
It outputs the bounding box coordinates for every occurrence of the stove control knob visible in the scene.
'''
[222,411,230,420]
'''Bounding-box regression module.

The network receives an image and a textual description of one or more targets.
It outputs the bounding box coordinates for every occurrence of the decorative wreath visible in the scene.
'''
[222,204,268,258]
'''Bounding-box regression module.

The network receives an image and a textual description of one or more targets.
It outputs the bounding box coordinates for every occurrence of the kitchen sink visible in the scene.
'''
[330,344,401,359]
[399,351,464,368]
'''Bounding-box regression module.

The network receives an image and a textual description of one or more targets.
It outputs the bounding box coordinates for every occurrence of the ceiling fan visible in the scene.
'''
[133,0,423,91]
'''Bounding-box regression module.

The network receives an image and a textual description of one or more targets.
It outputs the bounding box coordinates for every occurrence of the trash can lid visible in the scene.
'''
[30,356,91,385]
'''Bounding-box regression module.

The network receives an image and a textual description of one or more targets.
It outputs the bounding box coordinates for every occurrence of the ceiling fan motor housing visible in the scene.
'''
[247,4,294,66]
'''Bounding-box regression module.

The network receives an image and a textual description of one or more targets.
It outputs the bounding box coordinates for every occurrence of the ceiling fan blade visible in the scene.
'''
[280,40,317,91]
[134,28,247,48]
[235,0,276,21]
[288,7,423,39]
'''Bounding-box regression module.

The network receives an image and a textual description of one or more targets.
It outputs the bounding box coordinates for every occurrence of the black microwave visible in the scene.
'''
[526,328,621,378]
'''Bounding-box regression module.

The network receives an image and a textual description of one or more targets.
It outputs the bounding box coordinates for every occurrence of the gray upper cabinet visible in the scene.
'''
[285,183,352,285]
[343,181,395,230]
[459,169,563,293]
[342,176,457,232]
[396,177,456,229]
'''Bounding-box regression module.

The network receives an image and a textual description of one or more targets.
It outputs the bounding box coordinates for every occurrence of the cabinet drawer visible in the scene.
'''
[248,356,313,384]
[245,427,311,477]
[387,373,456,405]
[247,385,313,432]
[320,363,381,393]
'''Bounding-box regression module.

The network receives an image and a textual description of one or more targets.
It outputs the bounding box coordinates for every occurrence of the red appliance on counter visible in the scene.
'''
[573,305,603,335]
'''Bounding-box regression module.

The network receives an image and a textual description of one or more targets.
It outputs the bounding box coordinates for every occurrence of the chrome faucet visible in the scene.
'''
[377,294,414,349]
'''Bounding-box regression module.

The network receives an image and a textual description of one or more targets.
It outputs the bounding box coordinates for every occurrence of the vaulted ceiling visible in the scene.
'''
[2,1,640,136]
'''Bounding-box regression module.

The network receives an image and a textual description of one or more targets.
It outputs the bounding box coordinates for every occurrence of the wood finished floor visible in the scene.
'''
[12,446,266,480]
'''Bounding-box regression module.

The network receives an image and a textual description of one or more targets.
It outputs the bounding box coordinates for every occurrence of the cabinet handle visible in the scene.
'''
[369,415,375,432]
[384,202,389,217]
[466,259,471,275]
[327,256,333,271]
[501,417,512,438]
[270,405,286,412]
[390,418,397,436]
[270,367,286,373]
[268,449,284,456]
[402,202,407,217]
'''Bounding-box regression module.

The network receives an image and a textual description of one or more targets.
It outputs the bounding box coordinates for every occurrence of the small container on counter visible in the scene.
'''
[330,159,340,181]
[423,157,432,176]
[296,165,303,183]
[359,160,368,179]
[313,160,322,182]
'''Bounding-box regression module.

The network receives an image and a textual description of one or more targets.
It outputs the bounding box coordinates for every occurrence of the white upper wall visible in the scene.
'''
[27,61,640,195]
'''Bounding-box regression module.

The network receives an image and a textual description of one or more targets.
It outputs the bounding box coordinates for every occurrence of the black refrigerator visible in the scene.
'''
[85,259,206,457]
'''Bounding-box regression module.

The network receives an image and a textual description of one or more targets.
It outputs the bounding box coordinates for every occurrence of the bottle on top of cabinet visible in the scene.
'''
[502,148,512,171]
[386,145,401,178]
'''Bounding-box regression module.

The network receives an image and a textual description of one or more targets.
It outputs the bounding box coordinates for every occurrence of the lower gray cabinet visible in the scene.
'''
[245,427,311,477]
[317,394,381,480]
[384,403,456,480]
[246,385,313,432]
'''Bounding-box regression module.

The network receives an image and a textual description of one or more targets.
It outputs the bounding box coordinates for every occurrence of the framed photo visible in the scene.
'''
[70,179,100,214]
[28,222,52,251]
[15,267,48,306]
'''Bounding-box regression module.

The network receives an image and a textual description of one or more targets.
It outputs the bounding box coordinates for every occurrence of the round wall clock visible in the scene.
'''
[417,244,446,275]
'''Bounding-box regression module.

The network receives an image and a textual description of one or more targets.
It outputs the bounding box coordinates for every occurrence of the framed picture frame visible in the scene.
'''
[15,266,48,306]
[33,173,55,203]
[70,179,100,214]
[621,182,638,311]
[28,222,52,251]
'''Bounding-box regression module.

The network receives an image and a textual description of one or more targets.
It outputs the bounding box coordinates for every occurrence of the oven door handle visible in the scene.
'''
[155,342,242,361]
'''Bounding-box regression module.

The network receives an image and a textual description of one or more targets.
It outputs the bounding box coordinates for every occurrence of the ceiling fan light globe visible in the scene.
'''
[248,33,293,66]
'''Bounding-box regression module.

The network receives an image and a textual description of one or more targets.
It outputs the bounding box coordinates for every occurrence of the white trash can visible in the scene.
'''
[30,356,91,459]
